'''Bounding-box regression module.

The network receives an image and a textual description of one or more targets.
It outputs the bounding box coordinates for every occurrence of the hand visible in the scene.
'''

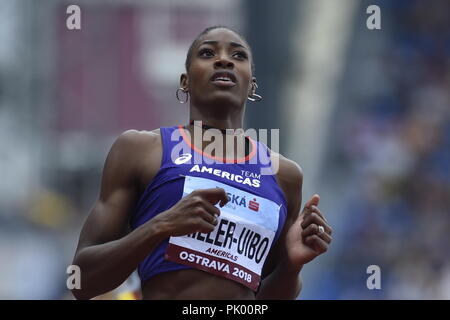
[284,194,333,272]
[154,188,229,237]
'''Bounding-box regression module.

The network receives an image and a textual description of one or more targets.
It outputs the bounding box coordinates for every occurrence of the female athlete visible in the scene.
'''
[71,26,333,300]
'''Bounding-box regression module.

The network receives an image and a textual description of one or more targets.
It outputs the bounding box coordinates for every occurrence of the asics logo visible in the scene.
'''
[174,153,192,165]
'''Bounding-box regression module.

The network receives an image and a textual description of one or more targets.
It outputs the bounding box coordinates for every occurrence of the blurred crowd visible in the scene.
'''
[328,0,450,299]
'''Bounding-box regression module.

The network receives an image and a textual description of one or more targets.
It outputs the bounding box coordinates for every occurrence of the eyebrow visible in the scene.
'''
[199,40,248,50]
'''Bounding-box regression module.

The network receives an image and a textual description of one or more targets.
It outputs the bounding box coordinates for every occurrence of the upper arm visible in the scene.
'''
[262,153,303,278]
[74,130,158,254]
[279,158,303,229]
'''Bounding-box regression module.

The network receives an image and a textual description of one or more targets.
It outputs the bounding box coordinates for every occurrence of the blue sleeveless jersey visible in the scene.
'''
[130,125,288,285]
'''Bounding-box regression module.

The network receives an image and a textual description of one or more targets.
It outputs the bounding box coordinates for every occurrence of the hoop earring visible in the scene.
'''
[176,88,189,104]
[247,83,263,102]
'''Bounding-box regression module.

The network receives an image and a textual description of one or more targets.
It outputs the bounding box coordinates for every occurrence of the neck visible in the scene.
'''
[182,118,251,160]
[188,102,246,131]
[189,120,245,135]
[182,121,252,160]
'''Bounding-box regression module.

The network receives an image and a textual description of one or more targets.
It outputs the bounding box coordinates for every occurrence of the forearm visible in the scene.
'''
[256,263,303,300]
[72,218,168,299]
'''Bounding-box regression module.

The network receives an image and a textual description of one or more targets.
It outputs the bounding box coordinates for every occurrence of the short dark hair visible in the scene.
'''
[184,26,255,75]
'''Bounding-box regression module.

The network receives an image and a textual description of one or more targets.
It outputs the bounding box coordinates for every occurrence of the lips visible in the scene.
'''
[210,71,237,87]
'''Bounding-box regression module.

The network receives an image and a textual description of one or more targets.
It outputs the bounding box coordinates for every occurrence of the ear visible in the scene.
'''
[180,73,189,91]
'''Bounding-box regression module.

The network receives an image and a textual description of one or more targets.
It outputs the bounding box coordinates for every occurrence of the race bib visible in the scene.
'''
[165,175,281,291]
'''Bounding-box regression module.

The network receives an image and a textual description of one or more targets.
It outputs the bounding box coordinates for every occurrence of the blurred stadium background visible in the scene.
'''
[0,0,449,299]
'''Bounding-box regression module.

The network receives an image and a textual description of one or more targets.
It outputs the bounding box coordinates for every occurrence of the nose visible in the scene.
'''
[214,54,234,69]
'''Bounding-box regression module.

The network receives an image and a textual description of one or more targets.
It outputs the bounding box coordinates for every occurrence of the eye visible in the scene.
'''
[233,51,248,60]
[199,48,214,57]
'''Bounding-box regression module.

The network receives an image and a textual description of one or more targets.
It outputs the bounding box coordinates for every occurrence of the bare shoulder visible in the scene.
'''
[103,128,162,185]
[269,150,303,190]
[266,149,303,211]
[111,128,161,159]
[114,128,161,148]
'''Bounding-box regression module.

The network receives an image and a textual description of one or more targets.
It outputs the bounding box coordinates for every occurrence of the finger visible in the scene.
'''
[301,211,326,230]
[301,224,332,244]
[196,188,229,207]
[301,212,332,235]
[304,194,320,210]
[198,209,219,226]
[196,218,216,233]
[201,199,221,217]
[304,234,329,254]
[309,205,328,223]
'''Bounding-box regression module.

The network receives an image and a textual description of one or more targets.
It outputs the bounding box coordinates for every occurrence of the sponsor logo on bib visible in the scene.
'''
[249,198,260,212]
[166,176,280,291]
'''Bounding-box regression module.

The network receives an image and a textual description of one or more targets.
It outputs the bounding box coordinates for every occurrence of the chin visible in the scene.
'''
[208,92,243,108]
